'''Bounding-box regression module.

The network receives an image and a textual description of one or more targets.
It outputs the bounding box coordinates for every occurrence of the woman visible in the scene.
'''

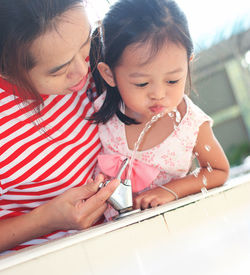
[0,0,119,254]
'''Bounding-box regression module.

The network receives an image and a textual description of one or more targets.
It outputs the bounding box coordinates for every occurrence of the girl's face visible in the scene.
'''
[28,6,91,95]
[113,41,189,122]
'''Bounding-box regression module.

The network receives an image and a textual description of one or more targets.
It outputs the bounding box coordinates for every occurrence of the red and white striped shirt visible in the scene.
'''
[0,70,101,253]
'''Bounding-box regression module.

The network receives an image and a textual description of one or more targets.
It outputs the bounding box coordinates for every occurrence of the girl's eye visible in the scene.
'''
[167,80,179,84]
[135,82,148,87]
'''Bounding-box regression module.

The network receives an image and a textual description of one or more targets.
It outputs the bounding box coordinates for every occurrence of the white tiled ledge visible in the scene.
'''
[1,173,250,272]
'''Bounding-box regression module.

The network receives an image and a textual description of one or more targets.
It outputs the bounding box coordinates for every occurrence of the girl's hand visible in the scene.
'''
[37,174,120,231]
[133,186,176,210]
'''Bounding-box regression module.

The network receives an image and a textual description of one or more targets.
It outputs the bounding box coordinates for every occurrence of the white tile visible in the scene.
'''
[162,184,250,275]
[82,215,171,275]
[1,244,93,275]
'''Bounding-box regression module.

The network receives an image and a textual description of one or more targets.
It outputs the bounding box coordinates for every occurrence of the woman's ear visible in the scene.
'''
[189,53,194,62]
[97,62,116,87]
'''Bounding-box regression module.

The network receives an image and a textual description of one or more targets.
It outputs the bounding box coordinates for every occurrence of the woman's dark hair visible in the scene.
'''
[0,0,85,111]
[90,0,194,125]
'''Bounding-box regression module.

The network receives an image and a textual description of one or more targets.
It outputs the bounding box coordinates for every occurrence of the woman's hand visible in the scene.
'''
[133,186,176,210]
[0,174,119,253]
[0,174,119,252]
[38,174,120,231]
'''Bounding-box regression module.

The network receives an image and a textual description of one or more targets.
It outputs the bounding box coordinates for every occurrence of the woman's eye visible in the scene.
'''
[167,80,179,84]
[135,82,148,87]
[51,70,67,77]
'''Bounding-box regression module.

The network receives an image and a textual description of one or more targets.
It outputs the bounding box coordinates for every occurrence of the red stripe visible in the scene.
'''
[5,138,100,196]
[0,90,61,127]
[0,92,78,145]
[0,90,10,100]
[0,101,35,127]
[0,211,23,219]
[0,118,97,184]
[34,125,99,182]
[0,197,51,205]
[0,92,87,167]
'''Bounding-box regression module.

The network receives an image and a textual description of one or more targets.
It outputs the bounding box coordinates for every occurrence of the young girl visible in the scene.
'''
[0,0,119,254]
[90,0,230,217]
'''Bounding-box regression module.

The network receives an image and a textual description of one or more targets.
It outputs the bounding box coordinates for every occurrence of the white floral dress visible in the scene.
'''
[94,94,213,219]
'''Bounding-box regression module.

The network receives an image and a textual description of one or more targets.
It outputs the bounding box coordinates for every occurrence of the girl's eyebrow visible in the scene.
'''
[128,72,150,78]
[128,67,184,78]
[48,26,92,75]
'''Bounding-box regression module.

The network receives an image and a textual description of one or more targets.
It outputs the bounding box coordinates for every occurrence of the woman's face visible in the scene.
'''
[28,6,91,95]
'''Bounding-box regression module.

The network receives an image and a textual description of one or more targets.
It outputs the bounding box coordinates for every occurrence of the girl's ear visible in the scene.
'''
[97,62,116,87]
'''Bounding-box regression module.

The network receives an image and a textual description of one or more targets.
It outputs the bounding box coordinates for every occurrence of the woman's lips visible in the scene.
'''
[68,74,88,92]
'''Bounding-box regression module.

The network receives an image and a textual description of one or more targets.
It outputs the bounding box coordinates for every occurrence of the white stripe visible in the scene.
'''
[0,201,49,210]
[0,209,12,218]
[2,154,99,200]
[0,94,91,159]
[0,91,86,154]
[0,91,98,183]
[0,123,99,186]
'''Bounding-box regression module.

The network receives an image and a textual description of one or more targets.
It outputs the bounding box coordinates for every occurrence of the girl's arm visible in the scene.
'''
[134,121,230,209]
[0,176,119,253]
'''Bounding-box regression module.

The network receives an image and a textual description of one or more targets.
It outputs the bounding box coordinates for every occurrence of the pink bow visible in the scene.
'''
[97,154,160,193]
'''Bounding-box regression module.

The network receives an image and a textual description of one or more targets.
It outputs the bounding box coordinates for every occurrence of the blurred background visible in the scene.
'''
[86,0,250,175]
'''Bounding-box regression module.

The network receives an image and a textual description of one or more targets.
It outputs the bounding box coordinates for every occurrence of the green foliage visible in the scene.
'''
[227,141,250,166]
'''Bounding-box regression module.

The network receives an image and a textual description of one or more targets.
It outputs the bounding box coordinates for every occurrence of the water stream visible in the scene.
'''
[127,112,165,181]
[126,109,213,197]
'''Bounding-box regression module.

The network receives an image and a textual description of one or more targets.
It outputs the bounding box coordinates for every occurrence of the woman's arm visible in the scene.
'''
[134,121,230,209]
[0,175,119,253]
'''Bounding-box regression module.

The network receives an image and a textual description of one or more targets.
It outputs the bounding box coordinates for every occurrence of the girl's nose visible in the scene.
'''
[149,86,166,100]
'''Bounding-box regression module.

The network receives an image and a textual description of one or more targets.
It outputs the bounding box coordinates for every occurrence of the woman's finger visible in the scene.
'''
[79,178,120,215]
[79,203,108,229]
[73,174,106,201]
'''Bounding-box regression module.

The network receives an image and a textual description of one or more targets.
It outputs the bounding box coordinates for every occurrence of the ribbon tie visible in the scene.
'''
[97,154,160,193]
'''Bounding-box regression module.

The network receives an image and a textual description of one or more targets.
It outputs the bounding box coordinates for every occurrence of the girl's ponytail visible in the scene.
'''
[89,26,138,125]
[89,26,105,97]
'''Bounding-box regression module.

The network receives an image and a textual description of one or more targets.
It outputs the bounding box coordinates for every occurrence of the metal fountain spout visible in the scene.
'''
[99,158,136,216]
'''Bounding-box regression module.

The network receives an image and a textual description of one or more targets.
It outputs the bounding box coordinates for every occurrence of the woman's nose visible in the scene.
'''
[67,54,88,79]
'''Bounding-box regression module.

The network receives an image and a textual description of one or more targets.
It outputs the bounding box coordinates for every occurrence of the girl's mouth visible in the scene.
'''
[149,105,166,114]
[68,74,88,92]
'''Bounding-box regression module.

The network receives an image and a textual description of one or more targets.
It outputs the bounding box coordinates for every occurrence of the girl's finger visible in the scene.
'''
[141,198,151,210]
[150,199,159,208]
[133,196,142,209]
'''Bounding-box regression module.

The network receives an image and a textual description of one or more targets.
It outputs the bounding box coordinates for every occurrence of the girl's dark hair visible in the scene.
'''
[0,0,84,111]
[90,0,194,125]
